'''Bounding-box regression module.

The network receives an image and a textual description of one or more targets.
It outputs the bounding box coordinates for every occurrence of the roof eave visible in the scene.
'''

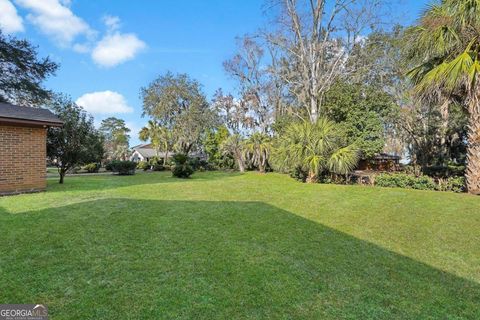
[0,117,63,127]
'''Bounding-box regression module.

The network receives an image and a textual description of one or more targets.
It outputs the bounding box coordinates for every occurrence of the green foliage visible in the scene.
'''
[139,121,173,164]
[245,132,271,172]
[105,161,114,171]
[289,166,308,182]
[405,0,480,193]
[423,165,465,178]
[136,161,149,171]
[375,173,437,190]
[82,163,100,173]
[220,134,246,172]
[375,173,466,193]
[171,154,194,178]
[47,94,105,183]
[323,81,397,158]
[99,117,131,160]
[203,126,232,168]
[148,157,165,171]
[109,160,137,175]
[440,176,466,193]
[141,72,219,154]
[0,30,58,106]
[271,118,359,182]
[189,158,212,171]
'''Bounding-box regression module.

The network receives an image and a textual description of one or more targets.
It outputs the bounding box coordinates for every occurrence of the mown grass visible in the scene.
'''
[0,171,479,319]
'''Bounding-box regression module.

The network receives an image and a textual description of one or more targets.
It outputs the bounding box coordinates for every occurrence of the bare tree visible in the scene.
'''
[223,36,281,133]
[264,0,386,122]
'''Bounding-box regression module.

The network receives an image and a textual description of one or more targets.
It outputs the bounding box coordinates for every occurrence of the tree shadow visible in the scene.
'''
[45,171,242,193]
[0,199,479,319]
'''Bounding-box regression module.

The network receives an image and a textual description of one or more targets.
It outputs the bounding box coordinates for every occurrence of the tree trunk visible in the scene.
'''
[258,155,265,173]
[466,106,480,194]
[310,95,318,123]
[236,152,245,172]
[306,170,318,183]
[164,150,169,166]
[59,168,66,184]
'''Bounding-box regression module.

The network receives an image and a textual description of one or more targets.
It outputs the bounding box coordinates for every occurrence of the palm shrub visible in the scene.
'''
[271,118,359,183]
[171,153,194,178]
[245,133,271,173]
[406,0,480,194]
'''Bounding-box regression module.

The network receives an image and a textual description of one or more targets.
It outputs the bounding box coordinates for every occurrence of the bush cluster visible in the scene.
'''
[189,158,212,172]
[375,173,437,190]
[423,165,465,178]
[136,161,149,171]
[437,176,466,193]
[375,173,466,192]
[149,157,165,171]
[171,154,194,178]
[289,166,308,182]
[82,163,100,173]
[108,160,137,175]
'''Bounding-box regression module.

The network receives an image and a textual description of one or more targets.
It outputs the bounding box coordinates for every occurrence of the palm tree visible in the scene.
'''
[220,134,246,172]
[273,118,359,183]
[406,0,480,194]
[139,121,173,165]
[245,132,271,173]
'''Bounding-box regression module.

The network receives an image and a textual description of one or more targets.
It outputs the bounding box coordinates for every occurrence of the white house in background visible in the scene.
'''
[130,143,207,163]
[130,143,168,162]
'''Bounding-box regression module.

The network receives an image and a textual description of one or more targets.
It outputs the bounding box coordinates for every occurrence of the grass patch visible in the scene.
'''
[1,172,479,319]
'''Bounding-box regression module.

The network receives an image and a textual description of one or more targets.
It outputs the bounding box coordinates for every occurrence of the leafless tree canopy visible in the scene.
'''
[263,0,387,122]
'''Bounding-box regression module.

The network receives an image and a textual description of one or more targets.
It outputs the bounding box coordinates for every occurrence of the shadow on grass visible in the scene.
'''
[0,199,478,319]
[46,171,242,193]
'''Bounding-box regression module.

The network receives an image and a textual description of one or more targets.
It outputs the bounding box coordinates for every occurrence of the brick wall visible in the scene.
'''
[0,125,47,195]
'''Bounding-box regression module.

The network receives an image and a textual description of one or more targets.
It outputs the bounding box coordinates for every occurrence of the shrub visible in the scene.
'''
[438,176,466,193]
[289,166,308,182]
[109,160,136,175]
[190,158,212,171]
[171,153,194,178]
[82,162,100,173]
[423,165,465,178]
[105,161,114,171]
[375,173,436,190]
[136,161,149,171]
[152,163,165,171]
[148,157,165,171]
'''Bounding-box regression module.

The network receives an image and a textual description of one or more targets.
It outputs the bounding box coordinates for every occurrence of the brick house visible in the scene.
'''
[0,102,63,195]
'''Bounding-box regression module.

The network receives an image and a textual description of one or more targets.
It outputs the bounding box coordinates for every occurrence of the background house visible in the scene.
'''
[130,144,167,162]
[0,102,62,195]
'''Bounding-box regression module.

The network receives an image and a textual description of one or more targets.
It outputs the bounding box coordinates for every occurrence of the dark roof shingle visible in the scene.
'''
[0,102,62,126]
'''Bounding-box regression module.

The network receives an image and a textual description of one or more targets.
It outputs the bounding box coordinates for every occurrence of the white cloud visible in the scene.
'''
[14,0,93,45]
[76,91,134,114]
[72,42,90,53]
[0,0,24,33]
[103,15,120,31]
[92,32,146,67]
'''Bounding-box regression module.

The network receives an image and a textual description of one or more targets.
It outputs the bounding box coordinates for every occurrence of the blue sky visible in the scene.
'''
[1,0,429,145]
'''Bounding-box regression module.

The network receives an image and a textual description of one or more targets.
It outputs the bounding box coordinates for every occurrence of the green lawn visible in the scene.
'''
[1,172,479,319]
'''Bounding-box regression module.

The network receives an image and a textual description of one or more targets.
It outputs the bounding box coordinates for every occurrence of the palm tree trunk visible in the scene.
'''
[306,170,318,183]
[466,106,480,194]
[236,152,245,172]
